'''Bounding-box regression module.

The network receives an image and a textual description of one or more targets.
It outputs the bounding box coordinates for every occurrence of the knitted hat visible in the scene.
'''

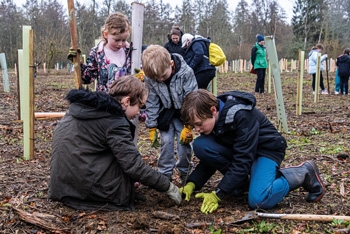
[182,33,194,48]
[256,34,264,42]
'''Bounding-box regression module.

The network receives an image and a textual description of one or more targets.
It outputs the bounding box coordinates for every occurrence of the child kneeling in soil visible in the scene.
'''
[180,89,325,214]
[48,75,181,211]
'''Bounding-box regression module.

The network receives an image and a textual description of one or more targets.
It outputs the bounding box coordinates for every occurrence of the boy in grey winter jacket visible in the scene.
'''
[142,45,198,185]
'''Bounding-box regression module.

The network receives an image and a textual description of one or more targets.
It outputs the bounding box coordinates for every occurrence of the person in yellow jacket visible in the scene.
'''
[141,45,198,185]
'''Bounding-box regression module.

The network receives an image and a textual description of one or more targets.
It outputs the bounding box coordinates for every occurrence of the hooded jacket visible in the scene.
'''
[144,54,198,128]
[187,91,287,196]
[308,49,327,74]
[251,42,267,69]
[336,54,350,77]
[48,89,170,211]
[183,37,216,74]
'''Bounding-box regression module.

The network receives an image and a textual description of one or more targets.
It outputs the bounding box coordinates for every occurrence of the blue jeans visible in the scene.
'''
[193,134,290,209]
[335,69,341,92]
[159,117,192,178]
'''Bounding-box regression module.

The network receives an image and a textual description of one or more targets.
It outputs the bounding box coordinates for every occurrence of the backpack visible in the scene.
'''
[190,36,226,66]
[208,41,226,66]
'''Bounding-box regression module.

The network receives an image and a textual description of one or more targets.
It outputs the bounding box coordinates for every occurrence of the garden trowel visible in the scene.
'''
[233,210,350,224]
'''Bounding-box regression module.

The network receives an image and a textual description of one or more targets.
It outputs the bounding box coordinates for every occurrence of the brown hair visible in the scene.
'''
[169,26,181,37]
[108,75,148,106]
[181,89,218,125]
[100,12,131,45]
[343,48,350,55]
[141,45,172,79]
[315,44,324,50]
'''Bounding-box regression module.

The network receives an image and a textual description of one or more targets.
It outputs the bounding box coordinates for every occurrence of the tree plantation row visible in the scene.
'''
[1,0,350,69]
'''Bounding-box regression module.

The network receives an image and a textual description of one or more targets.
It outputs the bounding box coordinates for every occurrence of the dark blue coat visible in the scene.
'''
[183,38,216,74]
[336,54,350,77]
[187,91,287,196]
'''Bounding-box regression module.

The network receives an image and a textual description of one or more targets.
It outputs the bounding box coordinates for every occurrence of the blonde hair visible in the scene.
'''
[141,45,172,79]
[181,89,218,125]
[108,75,148,106]
[101,12,131,45]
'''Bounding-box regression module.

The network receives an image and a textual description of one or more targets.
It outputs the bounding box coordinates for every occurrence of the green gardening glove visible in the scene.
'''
[149,127,160,148]
[180,182,195,201]
[195,191,220,214]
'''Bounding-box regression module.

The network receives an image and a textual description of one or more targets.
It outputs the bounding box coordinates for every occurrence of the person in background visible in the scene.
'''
[250,34,267,94]
[181,33,216,89]
[164,26,185,57]
[141,45,198,185]
[335,48,350,95]
[180,89,325,214]
[67,12,132,92]
[48,75,182,211]
[308,44,328,94]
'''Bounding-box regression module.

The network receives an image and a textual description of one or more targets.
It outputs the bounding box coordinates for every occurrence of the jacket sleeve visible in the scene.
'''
[182,67,198,97]
[187,162,216,190]
[107,121,170,192]
[144,79,161,128]
[188,41,206,70]
[251,46,257,66]
[310,51,318,63]
[217,110,260,195]
[81,47,99,85]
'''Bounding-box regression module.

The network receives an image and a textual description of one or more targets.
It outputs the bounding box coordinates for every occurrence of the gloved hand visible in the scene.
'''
[195,191,220,214]
[67,47,81,62]
[180,182,195,201]
[134,68,145,82]
[166,182,182,205]
[179,125,193,145]
[149,127,160,148]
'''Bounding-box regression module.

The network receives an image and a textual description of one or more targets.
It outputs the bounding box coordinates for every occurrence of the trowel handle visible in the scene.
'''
[257,212,350,222]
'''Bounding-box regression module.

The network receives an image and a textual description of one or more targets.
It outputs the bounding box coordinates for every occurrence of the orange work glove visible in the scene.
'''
[134,68,145,82]
[149,127,160,148]
[179,125,193,145]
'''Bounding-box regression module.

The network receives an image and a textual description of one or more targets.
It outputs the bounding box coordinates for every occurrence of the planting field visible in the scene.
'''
[0,70,349,233]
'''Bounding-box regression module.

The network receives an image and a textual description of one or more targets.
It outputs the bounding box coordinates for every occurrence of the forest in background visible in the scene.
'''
[1,0,350,69]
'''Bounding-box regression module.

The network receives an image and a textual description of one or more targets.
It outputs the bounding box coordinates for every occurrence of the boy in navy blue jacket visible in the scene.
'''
[180,89,325,214]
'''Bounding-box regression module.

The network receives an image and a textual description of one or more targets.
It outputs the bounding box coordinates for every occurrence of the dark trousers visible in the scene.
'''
[312,73,325,91]
[195,69,216,89]
[255,68,266,93]
[339,75,349,94]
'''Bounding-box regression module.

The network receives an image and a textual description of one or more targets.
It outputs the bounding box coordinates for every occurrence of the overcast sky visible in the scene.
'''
[15,0,294,22]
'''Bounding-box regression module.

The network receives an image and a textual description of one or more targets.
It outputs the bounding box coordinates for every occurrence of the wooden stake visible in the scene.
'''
[67,0,82,89]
